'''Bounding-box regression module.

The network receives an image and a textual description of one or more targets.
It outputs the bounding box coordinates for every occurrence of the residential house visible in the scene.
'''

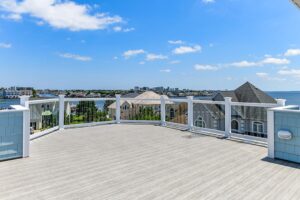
[30,102,59,131]
[194,82,277,138]
[108,91,169,120]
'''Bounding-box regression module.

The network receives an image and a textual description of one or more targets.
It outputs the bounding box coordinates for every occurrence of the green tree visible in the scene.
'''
[76,101,98,122]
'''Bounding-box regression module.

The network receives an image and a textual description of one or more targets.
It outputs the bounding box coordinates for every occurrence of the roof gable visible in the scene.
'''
[213,82,276,103]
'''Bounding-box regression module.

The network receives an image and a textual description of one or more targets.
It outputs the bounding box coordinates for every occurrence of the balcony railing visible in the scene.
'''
[20,95,285,145]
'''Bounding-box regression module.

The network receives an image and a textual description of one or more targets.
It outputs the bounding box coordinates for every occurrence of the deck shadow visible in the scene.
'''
[261,157,300,169]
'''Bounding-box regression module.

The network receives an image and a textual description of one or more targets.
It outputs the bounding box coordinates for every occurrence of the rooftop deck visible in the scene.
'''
[1,124,300,200]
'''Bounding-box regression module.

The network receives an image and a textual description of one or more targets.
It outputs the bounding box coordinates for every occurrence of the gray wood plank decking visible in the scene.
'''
[0,124,300,200]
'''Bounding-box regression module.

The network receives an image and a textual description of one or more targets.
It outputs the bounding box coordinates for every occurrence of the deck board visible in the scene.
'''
[0,124,300,200]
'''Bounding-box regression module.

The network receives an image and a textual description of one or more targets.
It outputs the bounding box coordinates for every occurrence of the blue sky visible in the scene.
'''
[0,0,300,90]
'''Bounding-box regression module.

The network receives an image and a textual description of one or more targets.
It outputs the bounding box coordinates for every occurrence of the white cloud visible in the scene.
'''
[230,61,260,68]
[194,64,218,71]
[230,57,290,68]
[123,27,135,32]
[257,72,286,81]
[59,53,92,61]
[0,0,123,31]
[173,45,201,55]
[202,0,215,3]
[256,72,269,78]
[113,56,118,60]
[169,60,180,64]
[278,69,300,78]
[1,13,22,21]
[146,53,168,61]
[0,43,12,48]
[123,49,145,59]
[139,61,145,65]
[113,26,122,32]
[168,40,184,45]
[160,69,171,73]
[36,20,44,26]
[113,26,134,32]
[261,57,290,65]
[284,49,300,57]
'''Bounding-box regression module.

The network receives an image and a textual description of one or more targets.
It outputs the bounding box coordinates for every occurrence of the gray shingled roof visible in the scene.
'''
[213,82,276,103]
[292,0,300,8]
[121,93,140,98]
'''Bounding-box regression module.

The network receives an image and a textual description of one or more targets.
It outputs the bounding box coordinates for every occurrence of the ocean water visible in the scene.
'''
[267,91,300,106]
[0,99,20,109]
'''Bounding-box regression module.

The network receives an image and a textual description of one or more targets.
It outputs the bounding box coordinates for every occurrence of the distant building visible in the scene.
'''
[108,91,166,120]
[1,87,33,98]
[153,87,164,93]
[30,102,59,131]
[0,89,4,98]
[194,82,277,138]
[134,86,140,92]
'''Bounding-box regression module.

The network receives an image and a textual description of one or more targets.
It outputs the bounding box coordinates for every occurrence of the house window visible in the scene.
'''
[123,105,128,110]
[231,120,239,131]
[195,116,206,128]
[253,122,264,133]
[170,108,175,119]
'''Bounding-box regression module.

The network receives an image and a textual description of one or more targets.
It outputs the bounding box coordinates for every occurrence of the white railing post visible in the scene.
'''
[59,95,65,130]
[267,109,275,159]
[224,97,232,138]
[160,96,166,126]
[20,96,30,157]
[20,95,30,108]
[116,94,121,124]
[187,96,194,131]
[276,99,286,107]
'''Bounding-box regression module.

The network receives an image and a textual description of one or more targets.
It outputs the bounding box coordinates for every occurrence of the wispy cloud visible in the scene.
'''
[1,13,22,21]
[278,69,300,78]
[202,0,215,4]
[123,27,135,32]
[160,69,171,73]
[284,49,300,57]
[123,49,145,59]
[256,72,286,81]
[230,57,290,68]
[169,60,181,64]
[146,53,168,61]
[168,40,184,45]
[230,61,260,68]
[0,43,12,48]
[59,53,92,61]
[0,0,123,31]
[194,64,218,71]
[261,57,290,65]
[173,45,201,55]
[113,26,135,32]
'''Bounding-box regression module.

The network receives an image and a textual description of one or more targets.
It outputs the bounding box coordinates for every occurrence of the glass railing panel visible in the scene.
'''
[29,101,59,134]
[193,103,225,131]
[119,99,161,121]
[64,99,115,125]
[165,101,188,125]
[231,105,268,138]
